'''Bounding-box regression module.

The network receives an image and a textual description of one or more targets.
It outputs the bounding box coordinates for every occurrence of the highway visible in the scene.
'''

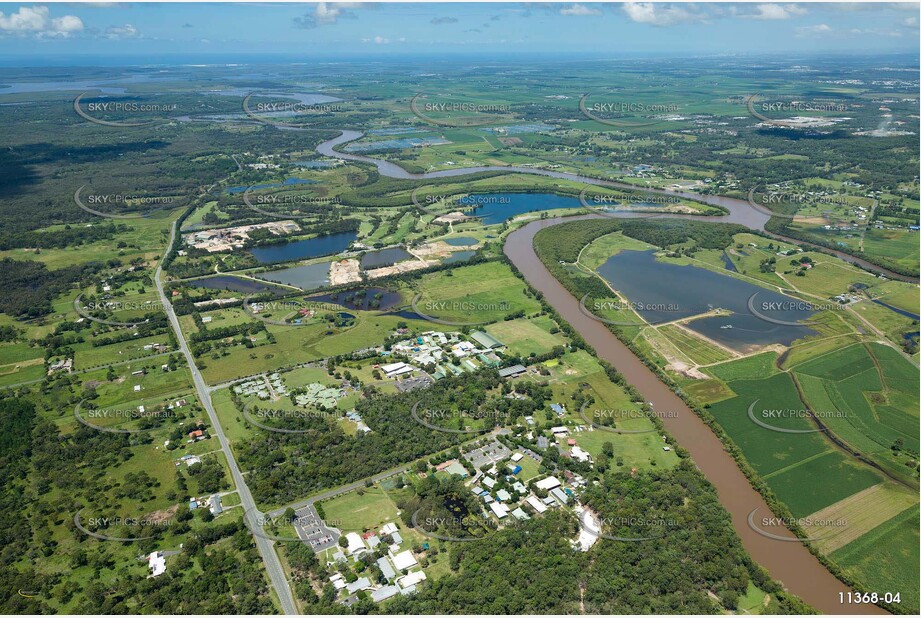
[154,221,298,615]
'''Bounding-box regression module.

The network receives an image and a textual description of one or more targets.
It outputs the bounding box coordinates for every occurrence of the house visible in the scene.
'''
[398,570,427,589]
[209,494,223,515]
[496,489,512,502]
[510,452,524,462]
[377,556,397,581]
[508,464,522,475]
[189,429,204,440]
[490,502,510,519]
[147,551,167,577]
[535,476,561,491]
[371,585,401,602]
[550,403,565,416]
[527,495,548,513]
[390,531,403,545]
[346,577,372,594]
[381,522,399,536]
[570,446,591,463]
[550,426,568,436]
[550,487,570,505]
[482,476,497,489]
[391,550,417,571]
[511,508,530,521]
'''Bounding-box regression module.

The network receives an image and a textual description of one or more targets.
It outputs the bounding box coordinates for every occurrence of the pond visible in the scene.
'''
[360,247,414,270]
[597,249,817,351]
[443,237,479,246]
[444,250,476,264]
[249,231,357,264]
[308,287,403,311]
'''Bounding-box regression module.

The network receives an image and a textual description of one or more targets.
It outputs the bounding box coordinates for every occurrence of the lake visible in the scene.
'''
[263,262,331,290]
[597,249,816,350]
[250,231,357,264]
[458,192,582,225]
[188,275,288,295]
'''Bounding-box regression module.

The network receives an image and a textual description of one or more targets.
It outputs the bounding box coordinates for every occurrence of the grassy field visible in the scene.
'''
[411,261,541,324]
[658,325,734,365]
[831,505,920,613]
[706,352,779,382]
[484,315,567,357]
[319,486,400,533]
[792,342,919,486]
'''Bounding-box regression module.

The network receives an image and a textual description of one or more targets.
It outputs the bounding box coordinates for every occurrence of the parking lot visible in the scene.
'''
[294,504,340,551]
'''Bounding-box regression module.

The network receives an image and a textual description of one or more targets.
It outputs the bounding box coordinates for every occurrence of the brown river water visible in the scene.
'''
[316,133,896,613]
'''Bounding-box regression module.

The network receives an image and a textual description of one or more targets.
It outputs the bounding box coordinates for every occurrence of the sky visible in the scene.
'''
[0,2,918,61]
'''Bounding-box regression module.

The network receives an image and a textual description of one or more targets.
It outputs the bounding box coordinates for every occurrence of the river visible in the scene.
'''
[317,130,915,282]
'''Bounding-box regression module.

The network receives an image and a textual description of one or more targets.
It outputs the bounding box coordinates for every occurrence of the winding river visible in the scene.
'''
[316,131,892,613]
[318,130,914,282]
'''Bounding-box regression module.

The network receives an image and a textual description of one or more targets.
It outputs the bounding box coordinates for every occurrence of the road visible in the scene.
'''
[154,221,298,615]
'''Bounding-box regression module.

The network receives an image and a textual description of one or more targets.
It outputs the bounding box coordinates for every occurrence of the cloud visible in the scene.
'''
[430,17,458,25]
[902,16,919,28]
[0,6,84,37]
[621,3,703,27]
[361,35,389,44]
[795,23,832,36]
[750,4,807,20]
[294,2,363,29]
[105,23,138,39]
[182,23,194,28]
[560,4,602,17]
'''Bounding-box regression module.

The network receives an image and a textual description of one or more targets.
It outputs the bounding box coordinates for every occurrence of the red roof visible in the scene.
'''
[189,429,204,438]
